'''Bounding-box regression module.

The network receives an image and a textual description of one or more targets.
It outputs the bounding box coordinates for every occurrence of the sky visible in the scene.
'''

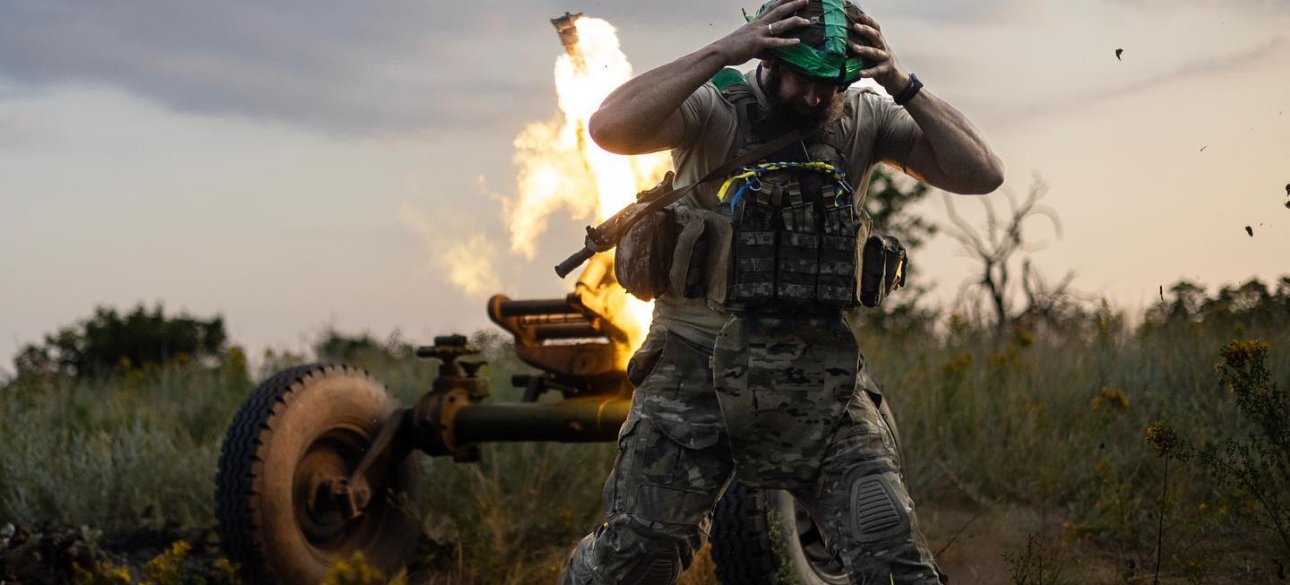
[2,0,1288,365]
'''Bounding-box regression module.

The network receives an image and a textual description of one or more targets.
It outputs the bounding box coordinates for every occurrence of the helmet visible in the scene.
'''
[752,0,868,86]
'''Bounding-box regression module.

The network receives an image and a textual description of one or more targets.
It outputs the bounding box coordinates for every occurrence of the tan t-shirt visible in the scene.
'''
[653,67,919,347]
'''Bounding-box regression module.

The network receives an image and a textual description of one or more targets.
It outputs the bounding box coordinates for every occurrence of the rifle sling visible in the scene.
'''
[634,126,815,217]
[555,126,817,277]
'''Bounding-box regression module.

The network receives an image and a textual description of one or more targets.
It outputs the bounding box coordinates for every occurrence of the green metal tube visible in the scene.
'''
[452,397,630,444]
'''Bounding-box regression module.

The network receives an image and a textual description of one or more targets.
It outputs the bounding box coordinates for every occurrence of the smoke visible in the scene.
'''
[504,120,598,260]
[400,204,501,299]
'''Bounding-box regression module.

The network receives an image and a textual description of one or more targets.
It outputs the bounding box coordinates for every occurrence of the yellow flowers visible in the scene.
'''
[1144,421,1180,457]
[322,552,406,585]
[1216,338,1272,396]
[73,541,232,585]
[72,539,202,581]
[939,352,973,378]
[1091,386,1130,412]
[74,561,132,585]
[141,540,191,585]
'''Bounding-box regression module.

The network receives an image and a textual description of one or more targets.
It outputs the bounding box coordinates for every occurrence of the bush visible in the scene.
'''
[10,305,228,383]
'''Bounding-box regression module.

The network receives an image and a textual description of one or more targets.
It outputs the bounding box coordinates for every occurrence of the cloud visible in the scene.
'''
[590,0,1022,27]
[1004,36,1287,124]
[8,0,1279,138]
[0,1,572,135]
[873,0,1021,23]
[0,0,1050,138]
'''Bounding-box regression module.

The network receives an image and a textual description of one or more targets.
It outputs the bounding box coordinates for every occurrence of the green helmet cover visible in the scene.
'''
[751,0,866,85]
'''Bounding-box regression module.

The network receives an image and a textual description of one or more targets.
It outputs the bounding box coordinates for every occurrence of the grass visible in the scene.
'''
[2,307,1288,584]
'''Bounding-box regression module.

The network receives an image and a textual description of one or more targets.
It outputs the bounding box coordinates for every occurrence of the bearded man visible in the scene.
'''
[559,1,1002,583]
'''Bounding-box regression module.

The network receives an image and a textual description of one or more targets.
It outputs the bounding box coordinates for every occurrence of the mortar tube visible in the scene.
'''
[451,396,630,444]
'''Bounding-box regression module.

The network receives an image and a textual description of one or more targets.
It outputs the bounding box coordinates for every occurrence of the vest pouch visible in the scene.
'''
[859,234,907,308]
[818,203,859,307]
[615,209,676,301]
[777,202,819,303]
[727,196,777,305]
[668,207,731,299]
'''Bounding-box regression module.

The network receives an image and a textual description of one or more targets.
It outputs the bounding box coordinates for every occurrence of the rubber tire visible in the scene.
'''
[215,364,421,585]
[712,483,849,585]
[711,397,902,585]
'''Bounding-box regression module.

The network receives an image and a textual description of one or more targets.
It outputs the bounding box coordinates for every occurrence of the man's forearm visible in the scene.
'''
[589,0,811,154]
[902,87,1004,194]
[588,44,729,154]
[850,13,1004,195]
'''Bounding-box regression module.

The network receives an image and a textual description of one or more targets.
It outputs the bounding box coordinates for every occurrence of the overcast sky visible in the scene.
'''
[2,0,1288,365]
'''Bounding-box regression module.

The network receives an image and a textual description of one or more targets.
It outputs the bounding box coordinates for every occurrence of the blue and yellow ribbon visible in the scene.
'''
[716,161,853,204]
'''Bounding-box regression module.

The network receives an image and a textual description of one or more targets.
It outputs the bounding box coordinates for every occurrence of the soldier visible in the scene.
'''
[560,0,1002,584]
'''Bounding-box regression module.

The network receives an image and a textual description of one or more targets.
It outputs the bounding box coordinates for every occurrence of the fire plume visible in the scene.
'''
[506,14,670,352]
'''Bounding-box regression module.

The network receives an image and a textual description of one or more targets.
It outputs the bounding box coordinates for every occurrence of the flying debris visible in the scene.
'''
[1159,285,1164,303]
[1200,146,1207,152]
[1115,48,1123,60]
[1245,226,1254,237]
[551,12,583,55]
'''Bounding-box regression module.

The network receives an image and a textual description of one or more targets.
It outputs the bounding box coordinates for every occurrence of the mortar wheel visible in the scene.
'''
[711,482,848,585]
[216,364,422,585]
[711,397,902,584]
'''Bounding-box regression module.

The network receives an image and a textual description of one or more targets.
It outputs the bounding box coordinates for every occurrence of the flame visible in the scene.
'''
[507,16,670,352]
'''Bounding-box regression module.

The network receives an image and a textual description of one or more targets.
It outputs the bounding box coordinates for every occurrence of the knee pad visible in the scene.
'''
[621,551,680,585]
[849,472,910,544]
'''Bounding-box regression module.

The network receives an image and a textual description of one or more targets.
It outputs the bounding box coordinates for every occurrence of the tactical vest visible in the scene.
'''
[712,68,864,311]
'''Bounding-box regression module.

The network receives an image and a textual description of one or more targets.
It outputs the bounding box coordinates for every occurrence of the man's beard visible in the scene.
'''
[763,65,845,131]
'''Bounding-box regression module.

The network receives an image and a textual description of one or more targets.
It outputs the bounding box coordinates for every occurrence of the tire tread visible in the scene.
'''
[711,481,779,585]
[215,363,357,584]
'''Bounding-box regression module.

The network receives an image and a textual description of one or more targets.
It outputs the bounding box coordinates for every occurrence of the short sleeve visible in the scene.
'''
[870,96,918,170]
[677,83,721,150]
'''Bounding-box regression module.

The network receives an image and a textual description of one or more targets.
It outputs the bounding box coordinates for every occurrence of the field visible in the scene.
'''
[2,286,1289,585]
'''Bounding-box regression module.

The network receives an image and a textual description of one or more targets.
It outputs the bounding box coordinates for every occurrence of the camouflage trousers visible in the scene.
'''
[558,320,944,585]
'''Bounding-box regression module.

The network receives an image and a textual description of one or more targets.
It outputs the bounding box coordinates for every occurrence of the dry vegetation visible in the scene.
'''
[3,279,1289,584]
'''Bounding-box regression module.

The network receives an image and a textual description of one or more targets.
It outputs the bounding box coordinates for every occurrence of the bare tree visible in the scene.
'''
[1018,258,1082,330]
[943,176,1070,333]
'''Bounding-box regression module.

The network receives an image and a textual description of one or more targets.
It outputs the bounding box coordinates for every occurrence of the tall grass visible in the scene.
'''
[3,310,1287,583]
[861,310,1290,579]
[0,362,248,529]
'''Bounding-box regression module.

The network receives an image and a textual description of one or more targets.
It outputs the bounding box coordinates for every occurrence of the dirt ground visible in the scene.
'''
[918,504,1253,585]
[922,505,1059,583]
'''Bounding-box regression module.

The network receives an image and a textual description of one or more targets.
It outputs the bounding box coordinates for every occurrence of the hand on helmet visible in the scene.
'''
[712,0,811,67]
[849,13,910,94]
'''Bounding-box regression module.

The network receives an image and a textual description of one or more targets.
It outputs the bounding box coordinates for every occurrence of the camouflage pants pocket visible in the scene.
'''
[626,328,670,387]
[613,331,732,527]
[849,367,901,459]
[633,329,724,427]
[614,417,730,526]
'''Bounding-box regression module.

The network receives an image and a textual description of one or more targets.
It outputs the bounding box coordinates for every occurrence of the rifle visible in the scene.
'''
[553,127,812,278]
[554,172,677,278]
